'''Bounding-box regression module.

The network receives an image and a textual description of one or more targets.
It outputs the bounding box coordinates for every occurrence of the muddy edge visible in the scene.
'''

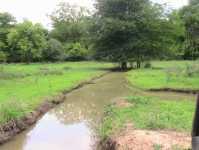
[0,72,110,145]
[150,88,199,94]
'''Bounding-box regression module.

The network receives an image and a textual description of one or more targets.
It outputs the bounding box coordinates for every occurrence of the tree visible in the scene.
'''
[0,12,16,60]
[93,0,166,69]
[181,1,199,59]
[50,2,90,44]
[7,20,48,62]
[160,10,186,59]
[42,38,64,61]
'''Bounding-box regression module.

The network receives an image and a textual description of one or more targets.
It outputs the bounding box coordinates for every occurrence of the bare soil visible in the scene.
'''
[101,124,191,150]
[114,99,133,108]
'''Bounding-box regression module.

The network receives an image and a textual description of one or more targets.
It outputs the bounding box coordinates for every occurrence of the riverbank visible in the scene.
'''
[99,61,198,150]
[99,96,194,150]
[0,62,113,144]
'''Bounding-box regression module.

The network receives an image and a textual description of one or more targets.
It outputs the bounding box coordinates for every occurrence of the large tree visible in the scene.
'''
[50,2,90,44]
[93,0,165,69]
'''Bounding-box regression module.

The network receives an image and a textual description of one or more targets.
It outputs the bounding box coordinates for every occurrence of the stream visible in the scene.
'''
[0,72,133,150]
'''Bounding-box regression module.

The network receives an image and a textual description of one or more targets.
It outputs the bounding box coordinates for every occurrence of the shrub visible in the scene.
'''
[144,62,152,68]
[64,42,89,61]
[43,38,64,61]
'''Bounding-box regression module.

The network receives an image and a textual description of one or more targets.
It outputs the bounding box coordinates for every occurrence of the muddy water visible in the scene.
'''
[0,72,134,150]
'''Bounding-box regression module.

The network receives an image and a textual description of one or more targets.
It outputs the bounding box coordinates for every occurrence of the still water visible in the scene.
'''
[0,72,133,150]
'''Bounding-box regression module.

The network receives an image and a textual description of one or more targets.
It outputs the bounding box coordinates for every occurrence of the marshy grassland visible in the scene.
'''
[0,62,112,124]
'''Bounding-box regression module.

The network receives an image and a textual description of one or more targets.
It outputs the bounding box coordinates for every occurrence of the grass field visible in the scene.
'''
[100,61,198,139]
[127,60,199,90]
[0,62,112,124]
[100,96,195,139]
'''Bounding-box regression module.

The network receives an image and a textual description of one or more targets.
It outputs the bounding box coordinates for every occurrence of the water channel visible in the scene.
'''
[0,72,195,150]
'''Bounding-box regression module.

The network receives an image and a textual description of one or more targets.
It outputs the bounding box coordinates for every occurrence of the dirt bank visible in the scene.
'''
[100,124,191,150]
[0,72,109,145]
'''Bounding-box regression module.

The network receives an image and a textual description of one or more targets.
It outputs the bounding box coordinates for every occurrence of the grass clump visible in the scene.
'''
[0,99,29,124]
[100,96,195,139]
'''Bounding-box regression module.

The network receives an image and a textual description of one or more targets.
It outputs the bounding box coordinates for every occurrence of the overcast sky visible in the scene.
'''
[0,0,188,28]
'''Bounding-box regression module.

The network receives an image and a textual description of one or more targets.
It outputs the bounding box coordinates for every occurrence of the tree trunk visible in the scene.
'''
[121,62,127,70]
[136,61,141,69]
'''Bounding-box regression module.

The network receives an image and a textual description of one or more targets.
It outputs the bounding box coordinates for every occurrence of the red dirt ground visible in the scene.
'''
[110,124,191,150]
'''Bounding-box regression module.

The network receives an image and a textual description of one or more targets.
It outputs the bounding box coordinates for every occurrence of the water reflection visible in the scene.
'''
[23,114,93,150]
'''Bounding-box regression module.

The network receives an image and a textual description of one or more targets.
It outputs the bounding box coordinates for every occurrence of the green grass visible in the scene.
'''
[0,62,112,124]
[100,96,195,139]
[127,60,199,90]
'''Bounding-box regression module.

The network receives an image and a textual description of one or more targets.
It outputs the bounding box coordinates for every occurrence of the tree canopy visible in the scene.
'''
[181,0,199,59]
[7,21,48,62]
[0,0,198,66]
[0,12,16,61]
[93,0,168,69]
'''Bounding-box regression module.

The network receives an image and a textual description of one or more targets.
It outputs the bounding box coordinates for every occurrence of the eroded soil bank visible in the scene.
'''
[100,125,191,150]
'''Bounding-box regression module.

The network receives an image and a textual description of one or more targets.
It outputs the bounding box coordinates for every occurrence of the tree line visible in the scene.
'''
[0,0,198,68]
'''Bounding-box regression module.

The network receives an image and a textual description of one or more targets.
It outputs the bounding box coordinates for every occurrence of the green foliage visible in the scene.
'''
[0,12,16,53]
[64,42,89,61]
[50,2,90,45]
[0,51,7,62]
[163,10,186,59]
[43,38,64,61]
[93,0,170,69]
[181,1,199,60]
[100,96,194,138]
[7,20,48,62]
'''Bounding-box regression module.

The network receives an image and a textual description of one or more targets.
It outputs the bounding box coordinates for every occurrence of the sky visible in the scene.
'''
[0,0,188,29]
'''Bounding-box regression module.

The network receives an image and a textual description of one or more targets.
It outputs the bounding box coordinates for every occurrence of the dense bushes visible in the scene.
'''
[64,42,89,61]
[42,39,64,61]
[7,21,48,63]
[0,7,90,63]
